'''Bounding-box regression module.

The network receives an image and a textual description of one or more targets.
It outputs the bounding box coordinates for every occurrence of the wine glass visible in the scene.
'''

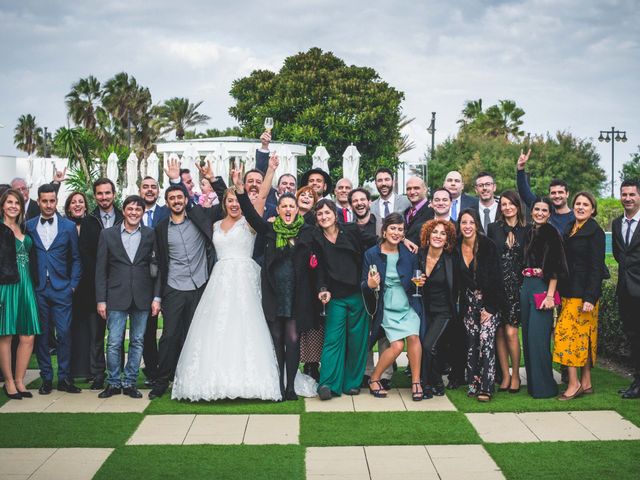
[412,269,423,297]
[264,117,274,132]
[319,287,328,317]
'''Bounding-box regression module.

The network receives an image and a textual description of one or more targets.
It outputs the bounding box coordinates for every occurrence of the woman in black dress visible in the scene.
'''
[487,190,530,393]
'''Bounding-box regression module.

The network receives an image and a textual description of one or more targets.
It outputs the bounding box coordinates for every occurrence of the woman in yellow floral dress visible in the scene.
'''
[553,192,606,400]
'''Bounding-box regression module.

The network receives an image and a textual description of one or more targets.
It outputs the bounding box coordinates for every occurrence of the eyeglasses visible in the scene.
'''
[475,182,495,189]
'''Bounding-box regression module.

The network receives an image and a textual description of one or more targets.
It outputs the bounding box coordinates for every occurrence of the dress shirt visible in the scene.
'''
[479,201,498,231]
[451,198,459,221]
[622,209,640,245]
[37,214,58,250]
[167,216,208,291]
[144,205,157,227]
[120,223,142,263]
[378,193,396,219]
[406,198,428,223]
[340,206,353,223]
[100,208,116,228]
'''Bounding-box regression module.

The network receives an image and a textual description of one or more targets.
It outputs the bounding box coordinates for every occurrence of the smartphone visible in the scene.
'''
[369,264,378,275]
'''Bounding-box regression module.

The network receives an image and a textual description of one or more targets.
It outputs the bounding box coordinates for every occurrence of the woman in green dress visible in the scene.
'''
[0,189,41,399]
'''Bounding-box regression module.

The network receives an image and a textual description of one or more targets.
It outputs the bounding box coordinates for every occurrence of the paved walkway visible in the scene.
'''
[0,448,112,480]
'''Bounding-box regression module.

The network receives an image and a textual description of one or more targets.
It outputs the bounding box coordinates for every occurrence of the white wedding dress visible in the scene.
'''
[171,217,282,401]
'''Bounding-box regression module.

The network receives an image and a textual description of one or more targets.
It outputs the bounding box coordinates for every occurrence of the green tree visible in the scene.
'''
[65,75,103,130]
[153,97,210,140]
[13,114,42,155]
[52,127,100,182]
[229,47,405,182]
[619,146,640,182]
[184,126,243,139]
[428,131,606,196]
[458,99,525,141]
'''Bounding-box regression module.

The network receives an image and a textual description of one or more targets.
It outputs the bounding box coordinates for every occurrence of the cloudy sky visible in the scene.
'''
[1,0,638,191]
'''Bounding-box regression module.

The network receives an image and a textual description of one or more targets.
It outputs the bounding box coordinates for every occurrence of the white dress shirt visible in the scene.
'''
[479,201,498,232]
[36,214,58,250]
[622,209,640,244]
[378,193,397,219]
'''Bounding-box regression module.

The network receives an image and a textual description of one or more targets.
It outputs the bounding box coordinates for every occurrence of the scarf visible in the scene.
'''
[273,214,304,249]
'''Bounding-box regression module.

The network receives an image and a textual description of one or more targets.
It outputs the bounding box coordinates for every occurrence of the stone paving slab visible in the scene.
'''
[306,445,503,480]
[0,390,150,414]
[305,389,456,412]
[128,414,299,445]
[467,410,639,443]
[0,448,112,480]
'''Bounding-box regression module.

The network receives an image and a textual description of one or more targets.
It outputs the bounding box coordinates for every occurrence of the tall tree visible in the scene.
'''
[14,114,42,155]
[65,75,103,130]
[229,47,405,182]
[457,98,525,140]
[153,97,210,140]
[619,146,640,182]
[52,127,99,182]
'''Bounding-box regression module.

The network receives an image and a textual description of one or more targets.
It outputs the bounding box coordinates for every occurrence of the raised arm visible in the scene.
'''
[516,149,536,209]
[233,168,270,234]
[253,153,279,217]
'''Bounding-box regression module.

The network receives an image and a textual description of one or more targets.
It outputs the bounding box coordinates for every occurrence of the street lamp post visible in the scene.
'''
[598,127,627,198]
[426,112,436,183]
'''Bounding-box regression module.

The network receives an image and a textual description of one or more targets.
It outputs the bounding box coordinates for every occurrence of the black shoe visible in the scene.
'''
[58,379,81,393]
[284,390,298,401]
[379,379,392,390]
[38,380,53,395]
[422,385,434,399]
[148,384,167,399]
[17,390,33,398]
[98,385,122,398]
[433,383,445,396]
[90,378,105,391]
[144,378,156,387]
[447,379,461,390]
[345,388,360,395]
[318,385,332,401]
[3,384,22,400]
[361,375,370,388]
[123,386,143,399]
[622,384,640,399]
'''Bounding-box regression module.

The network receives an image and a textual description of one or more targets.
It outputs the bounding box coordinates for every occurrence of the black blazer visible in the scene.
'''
[0,223,38,285]
[91,206,124,229]
[155,205,219,296]
[613,214,640,297]
[404,203,435,245]
[559,218,606,304]
[238,192,317,331]
[418,248,460,319]
[459,192,479,212]
[523,222,568,283]
[95,225,160,310]
[487,221,531,258]
[457,234,502,315]
[25,200,41,221]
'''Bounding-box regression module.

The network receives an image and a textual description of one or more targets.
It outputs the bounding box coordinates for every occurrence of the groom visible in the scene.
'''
[27,183,82,394]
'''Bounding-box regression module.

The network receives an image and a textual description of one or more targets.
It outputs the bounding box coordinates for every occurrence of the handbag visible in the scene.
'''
[533,291,561,310]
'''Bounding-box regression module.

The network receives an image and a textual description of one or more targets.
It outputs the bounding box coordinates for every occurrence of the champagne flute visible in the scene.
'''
[412,269,423,297]
[319,287,328,317]
[264,117,274,132]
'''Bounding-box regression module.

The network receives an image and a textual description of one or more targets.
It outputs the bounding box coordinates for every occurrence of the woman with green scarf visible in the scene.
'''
[235,172,315,401]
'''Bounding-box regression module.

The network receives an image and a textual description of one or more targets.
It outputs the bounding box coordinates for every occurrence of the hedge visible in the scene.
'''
[596,265,632,365]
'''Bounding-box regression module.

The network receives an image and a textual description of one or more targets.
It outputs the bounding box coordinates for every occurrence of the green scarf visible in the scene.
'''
[273,214,305,249]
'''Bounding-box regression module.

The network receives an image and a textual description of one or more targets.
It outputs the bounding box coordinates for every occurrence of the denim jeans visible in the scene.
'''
[106,309,148,387]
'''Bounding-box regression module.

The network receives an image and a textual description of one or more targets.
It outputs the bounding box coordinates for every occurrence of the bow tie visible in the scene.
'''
[40,217,54,225]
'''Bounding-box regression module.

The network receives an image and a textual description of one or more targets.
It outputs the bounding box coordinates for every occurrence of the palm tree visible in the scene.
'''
[497,99,525,140]
[65,76,103,130]
[14,114,42,155]
[153,97,210,140]
[53,127,99,181]
[457,99,484,127]
[396,114,416,156]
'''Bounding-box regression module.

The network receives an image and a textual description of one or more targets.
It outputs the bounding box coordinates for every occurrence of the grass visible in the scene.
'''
[145,389,304,414]
[94,445,305,480]
[486,441,640,480]
[300,412,481,446]
[0,413,143,448]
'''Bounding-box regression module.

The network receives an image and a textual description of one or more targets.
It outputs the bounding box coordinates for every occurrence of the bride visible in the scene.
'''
[171,164,282,402]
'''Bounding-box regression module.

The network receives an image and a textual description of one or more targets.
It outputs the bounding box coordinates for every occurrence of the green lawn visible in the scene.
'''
[94,445,305,480]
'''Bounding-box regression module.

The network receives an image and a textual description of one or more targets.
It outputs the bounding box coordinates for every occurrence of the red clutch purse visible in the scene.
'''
[533,291,561,310]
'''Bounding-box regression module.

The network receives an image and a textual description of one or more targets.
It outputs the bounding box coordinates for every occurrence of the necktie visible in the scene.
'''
[103,213,110,228]
[408,207,417,223]
[343,209,349,223]
[146,210,153,227]
[625,219,635,246]
[383,201,390,218]
[483,208,491,231]
[451,200,458,221]
[40,217,53,225]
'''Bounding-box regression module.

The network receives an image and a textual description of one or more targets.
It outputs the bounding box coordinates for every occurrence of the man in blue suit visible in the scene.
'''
[139,176,169,385]
[27,184,82,394]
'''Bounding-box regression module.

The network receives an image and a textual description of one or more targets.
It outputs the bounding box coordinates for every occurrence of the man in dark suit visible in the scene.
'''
[613,179,640,399]
[95,195,161,399]
[149,184,220,399]
[11,177,40,220]
[403,176,434,247]
[443,171,478,222]
[139,176,169,385]
[26,184,82,394]
[335,178,354,223]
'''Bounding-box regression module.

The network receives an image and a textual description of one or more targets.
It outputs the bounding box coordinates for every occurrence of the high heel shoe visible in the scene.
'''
[411,383,423,402]
[368,380,387,398]
[3,384,22,400]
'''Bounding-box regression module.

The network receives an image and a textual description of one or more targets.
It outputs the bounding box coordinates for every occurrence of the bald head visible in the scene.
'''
[406,177,427,206]
[444,171,464,199]
[335,178,353,206]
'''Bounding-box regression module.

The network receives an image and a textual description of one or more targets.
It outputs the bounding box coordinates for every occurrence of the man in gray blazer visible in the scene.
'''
[95,195,161,399]
[371,167,411,236]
